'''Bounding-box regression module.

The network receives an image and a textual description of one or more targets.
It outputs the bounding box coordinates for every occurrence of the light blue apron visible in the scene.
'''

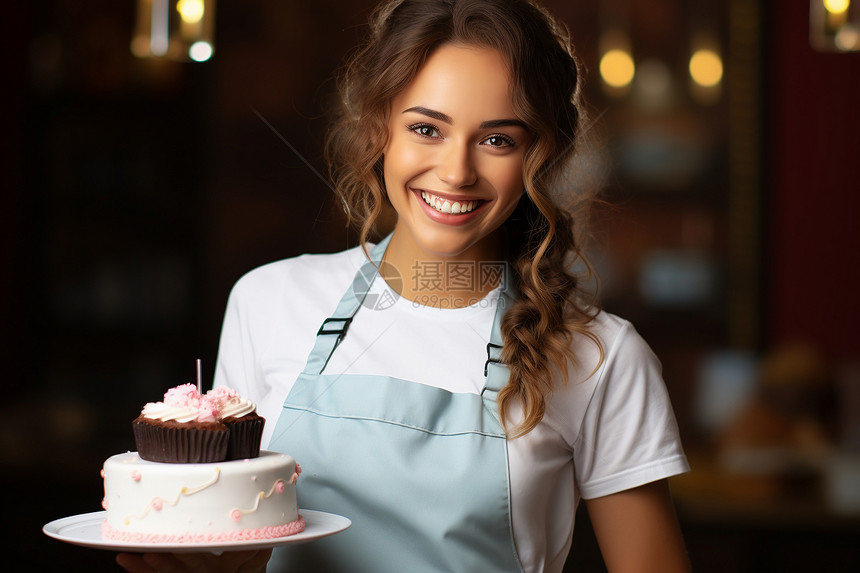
[267,236,523,572]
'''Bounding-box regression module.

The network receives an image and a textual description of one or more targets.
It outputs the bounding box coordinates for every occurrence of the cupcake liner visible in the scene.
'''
[223,414,265,460]
[133,418,228,463]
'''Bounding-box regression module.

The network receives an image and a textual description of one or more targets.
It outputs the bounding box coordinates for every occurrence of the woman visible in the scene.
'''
[119,0,690,571]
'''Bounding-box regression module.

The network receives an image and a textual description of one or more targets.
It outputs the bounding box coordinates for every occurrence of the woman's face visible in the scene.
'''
[383,43,532,261]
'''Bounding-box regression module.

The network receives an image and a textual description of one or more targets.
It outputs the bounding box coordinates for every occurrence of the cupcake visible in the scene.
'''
[132,383,228,463]
[206,387,265,460]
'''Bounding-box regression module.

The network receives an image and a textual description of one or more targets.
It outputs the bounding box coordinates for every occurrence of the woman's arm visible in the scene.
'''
[584,479,690,573]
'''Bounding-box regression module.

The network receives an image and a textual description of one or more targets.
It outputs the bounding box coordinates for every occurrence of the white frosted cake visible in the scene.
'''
[101,450,305,542]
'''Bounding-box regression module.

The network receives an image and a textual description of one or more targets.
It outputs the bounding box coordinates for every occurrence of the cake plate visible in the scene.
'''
[43,509,351,553]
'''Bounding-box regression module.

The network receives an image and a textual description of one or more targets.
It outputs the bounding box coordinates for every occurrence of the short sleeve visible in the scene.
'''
[573,322,689,499]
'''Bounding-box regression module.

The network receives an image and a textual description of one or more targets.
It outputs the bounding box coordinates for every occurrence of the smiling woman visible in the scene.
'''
[119,1,691,572]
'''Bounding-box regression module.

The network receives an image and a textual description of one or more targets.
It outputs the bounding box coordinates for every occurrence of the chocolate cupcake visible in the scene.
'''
[206,387,266,460]
[133,384,228,463]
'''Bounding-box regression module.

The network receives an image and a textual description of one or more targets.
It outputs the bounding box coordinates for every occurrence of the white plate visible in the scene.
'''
[43,509,351,553]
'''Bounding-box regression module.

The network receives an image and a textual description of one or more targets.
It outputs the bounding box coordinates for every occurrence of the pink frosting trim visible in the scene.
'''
[101,514,306,543]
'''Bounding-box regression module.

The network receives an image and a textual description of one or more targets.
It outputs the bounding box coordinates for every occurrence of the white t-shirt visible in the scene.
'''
[213,245,689,573]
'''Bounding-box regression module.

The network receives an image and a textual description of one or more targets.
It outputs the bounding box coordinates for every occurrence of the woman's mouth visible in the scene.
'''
[420,191,481,214]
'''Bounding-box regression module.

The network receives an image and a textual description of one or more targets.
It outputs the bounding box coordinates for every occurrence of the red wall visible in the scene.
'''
[767,2,860,360]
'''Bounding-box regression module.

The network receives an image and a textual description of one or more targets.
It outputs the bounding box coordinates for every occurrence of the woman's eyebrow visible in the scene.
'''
[478,118,528,130]
[402,106,453,124]
[402,106,526,130]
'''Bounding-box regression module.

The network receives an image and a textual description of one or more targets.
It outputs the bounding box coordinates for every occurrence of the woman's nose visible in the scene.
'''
[436,143,477,188]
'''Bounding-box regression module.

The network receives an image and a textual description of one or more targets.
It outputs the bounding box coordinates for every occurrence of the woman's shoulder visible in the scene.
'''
[550,309,662,403]
[541,310,668,441]
[230,243,371,298]
[568,310,649,366]
[588,310,645,351]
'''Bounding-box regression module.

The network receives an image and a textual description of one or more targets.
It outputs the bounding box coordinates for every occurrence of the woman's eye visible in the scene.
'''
[483,135,514,148]
[409,124,440,138]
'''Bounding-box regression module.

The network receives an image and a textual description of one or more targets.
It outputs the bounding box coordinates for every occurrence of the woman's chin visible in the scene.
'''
[395,225,502,262]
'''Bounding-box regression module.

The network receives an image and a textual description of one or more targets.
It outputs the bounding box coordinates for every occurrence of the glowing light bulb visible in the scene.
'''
[824,0,850,15]
[177,0,205,24]
[600,49,636,88]
[689,49,723,88]
[189,41,213,62]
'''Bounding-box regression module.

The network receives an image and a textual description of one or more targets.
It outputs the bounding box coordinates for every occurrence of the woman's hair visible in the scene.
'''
[325,0,603,437]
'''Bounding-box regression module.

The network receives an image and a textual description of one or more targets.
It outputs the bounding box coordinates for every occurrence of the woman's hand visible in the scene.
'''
[115,549,272,573]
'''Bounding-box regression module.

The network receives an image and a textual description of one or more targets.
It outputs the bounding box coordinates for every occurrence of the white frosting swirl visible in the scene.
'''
[206,387,257,419]
[140,384,257,423]
[218,397,256,419]
[140,384,220,423]
[141,402,202,423]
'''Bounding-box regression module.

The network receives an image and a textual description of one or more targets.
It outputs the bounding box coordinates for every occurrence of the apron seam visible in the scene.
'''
[281,405,508,438]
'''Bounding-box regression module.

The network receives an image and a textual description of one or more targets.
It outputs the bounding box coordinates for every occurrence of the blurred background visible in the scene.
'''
[3,0,859,570]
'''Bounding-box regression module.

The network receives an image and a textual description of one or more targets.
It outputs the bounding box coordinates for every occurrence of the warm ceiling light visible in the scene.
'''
[600,49,636,88]
[177,0,205,24]
[689,49,724,87]
[823,0,850,14]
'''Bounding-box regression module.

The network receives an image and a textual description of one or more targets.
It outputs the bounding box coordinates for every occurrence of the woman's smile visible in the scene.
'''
[419,190,481,214]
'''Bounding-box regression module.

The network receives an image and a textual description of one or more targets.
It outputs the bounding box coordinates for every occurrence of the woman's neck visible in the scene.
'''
[381,226,505,308]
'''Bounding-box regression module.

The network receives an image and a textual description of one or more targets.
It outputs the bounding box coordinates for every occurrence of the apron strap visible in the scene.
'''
[303,235,392,375]
[304,232,517,406]
[481,262,515,405]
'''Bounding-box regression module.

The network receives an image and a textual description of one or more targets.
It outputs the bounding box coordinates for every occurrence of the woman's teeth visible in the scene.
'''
[421,191,478,214]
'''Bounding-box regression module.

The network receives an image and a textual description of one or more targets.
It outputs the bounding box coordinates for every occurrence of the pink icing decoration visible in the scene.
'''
[230,509,242,522]
[277,479,287,492]
[163,383,200,404]
[289,473,298,485]
[130,471,141,481]
[101,515,306,543]
[101,498,108,510]
[206,386,239,405]
[155,384,222,423]
[196,396,220,423]
[295,463,302,475]
[151,499,163,511]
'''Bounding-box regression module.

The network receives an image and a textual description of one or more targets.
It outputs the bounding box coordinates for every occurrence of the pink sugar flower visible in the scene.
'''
[230,509,242,522]
[151,499,163,511]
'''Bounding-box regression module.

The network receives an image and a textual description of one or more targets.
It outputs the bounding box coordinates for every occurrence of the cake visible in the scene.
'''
[101,383,305,542]
[100,451,304,542]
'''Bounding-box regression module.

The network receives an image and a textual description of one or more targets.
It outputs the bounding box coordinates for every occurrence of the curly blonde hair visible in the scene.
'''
[325,0,603,437]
